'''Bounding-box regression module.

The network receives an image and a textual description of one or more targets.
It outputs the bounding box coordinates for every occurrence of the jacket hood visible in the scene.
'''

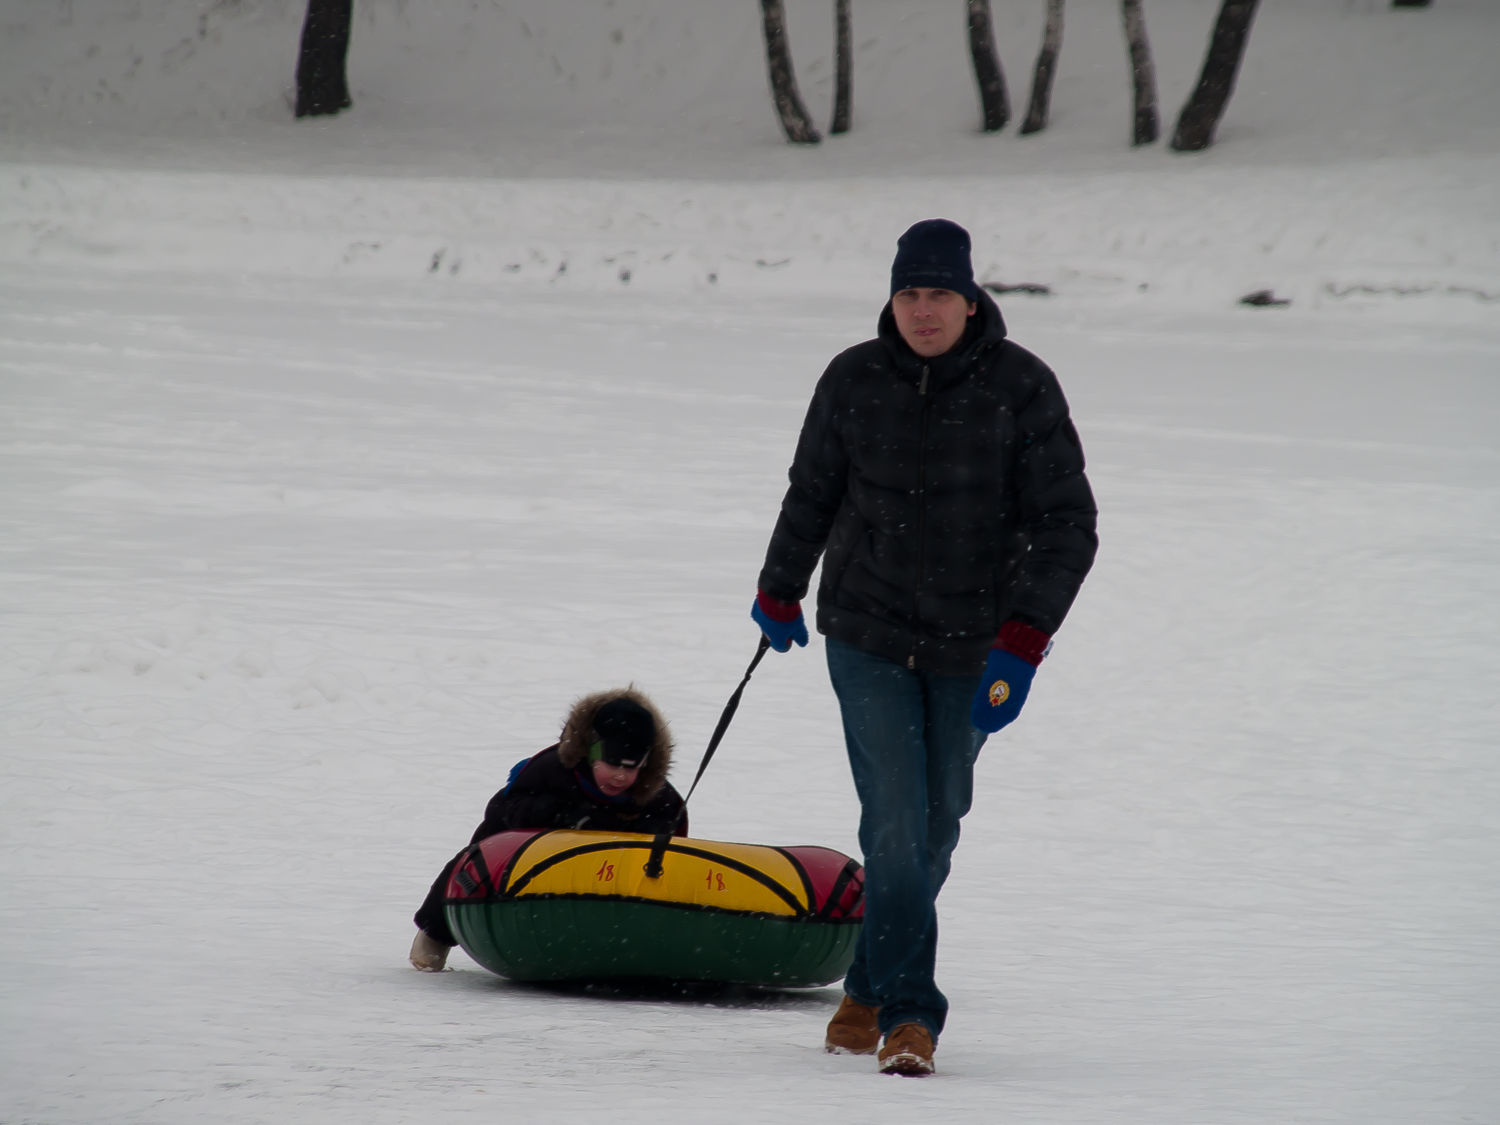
[877,286,1008,384]
[557,687,674,805]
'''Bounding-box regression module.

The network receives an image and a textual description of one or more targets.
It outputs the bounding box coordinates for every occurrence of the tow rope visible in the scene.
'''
[644,634,771,878]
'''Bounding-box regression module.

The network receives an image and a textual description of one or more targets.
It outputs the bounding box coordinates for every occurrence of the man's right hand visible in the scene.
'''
[751,589,809,653]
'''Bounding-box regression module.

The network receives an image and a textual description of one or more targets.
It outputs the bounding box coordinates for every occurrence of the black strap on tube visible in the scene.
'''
[643,634,772,878]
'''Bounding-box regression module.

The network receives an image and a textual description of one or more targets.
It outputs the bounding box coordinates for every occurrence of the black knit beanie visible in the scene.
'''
[890,218,978,301]
[589,697,656,768]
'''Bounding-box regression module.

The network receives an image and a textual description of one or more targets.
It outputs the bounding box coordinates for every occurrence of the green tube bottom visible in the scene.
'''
[448,898,860,988]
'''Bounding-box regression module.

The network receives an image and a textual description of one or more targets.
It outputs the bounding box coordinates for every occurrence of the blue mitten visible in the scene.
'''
[970,649,1036,733]
[751,589,809,653]
[970,622,1051,733]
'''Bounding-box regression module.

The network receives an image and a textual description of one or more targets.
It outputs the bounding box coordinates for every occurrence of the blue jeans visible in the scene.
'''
[825,638,988,1040]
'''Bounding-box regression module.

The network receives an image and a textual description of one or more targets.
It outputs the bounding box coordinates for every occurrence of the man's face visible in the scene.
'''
[892,287,978,358]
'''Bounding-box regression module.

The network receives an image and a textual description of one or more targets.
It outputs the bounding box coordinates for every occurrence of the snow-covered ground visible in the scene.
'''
[3,1,1498,1122]
[4,268,1496,1123]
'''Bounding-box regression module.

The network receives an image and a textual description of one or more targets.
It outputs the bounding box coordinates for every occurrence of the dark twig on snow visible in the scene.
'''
[1240,289,1290,307]
[984,282,1053,296]
[1325,283,1500,302]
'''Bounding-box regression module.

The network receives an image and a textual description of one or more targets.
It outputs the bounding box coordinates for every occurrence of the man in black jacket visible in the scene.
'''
[751,219,1097,1075]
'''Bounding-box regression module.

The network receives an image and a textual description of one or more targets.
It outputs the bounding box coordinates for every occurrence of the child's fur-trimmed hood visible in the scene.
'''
[557,688,674,805]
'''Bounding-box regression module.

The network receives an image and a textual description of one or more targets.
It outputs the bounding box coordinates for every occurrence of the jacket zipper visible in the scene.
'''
[909,364,930,670]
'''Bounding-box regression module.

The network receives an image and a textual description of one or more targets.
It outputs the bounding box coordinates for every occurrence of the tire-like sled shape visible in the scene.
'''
[444,829,863,987]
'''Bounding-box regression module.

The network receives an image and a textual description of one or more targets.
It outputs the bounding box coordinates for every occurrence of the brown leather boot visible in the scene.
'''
[824,994,881,1054]
[877,1022,935,1076]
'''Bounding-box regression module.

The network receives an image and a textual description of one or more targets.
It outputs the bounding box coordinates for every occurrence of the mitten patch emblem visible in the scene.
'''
[988,680,1010,706]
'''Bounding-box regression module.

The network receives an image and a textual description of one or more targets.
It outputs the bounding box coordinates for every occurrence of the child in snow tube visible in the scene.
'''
[409,689,685,971]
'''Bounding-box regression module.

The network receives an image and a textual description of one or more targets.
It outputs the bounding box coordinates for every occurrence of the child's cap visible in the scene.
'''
[588,697,656,768]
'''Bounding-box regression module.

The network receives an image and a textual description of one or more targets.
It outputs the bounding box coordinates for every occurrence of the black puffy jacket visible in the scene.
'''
[757,290,1097,675]
[479,746,686,837]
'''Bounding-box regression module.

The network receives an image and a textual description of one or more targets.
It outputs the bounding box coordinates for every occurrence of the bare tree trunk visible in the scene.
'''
[294,0,352,118]
[1170,0,1260,152]
[760,0,821,144]
[967,0,1010,132]
[1020,0,1063,135]
[1120,0,1158,145]
[830,0,852,134]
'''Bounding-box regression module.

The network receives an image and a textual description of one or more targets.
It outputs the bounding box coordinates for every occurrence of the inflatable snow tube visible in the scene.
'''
[444,829,863,987]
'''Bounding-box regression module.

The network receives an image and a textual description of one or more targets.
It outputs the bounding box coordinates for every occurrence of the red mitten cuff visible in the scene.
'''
[755,588,803,624]
[994,620,1052,667]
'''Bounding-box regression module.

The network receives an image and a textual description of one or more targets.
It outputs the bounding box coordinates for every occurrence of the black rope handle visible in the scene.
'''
[644,634,772,878]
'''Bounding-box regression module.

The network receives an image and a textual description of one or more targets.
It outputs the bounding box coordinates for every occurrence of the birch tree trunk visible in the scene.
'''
[760,0,821,144]
[966,0,1010,132]
[294,0,352,118]
[1020,0,1063,135]
[830,0,852,134]
[1170,0,1260,152]
[1120,0,1158,145]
